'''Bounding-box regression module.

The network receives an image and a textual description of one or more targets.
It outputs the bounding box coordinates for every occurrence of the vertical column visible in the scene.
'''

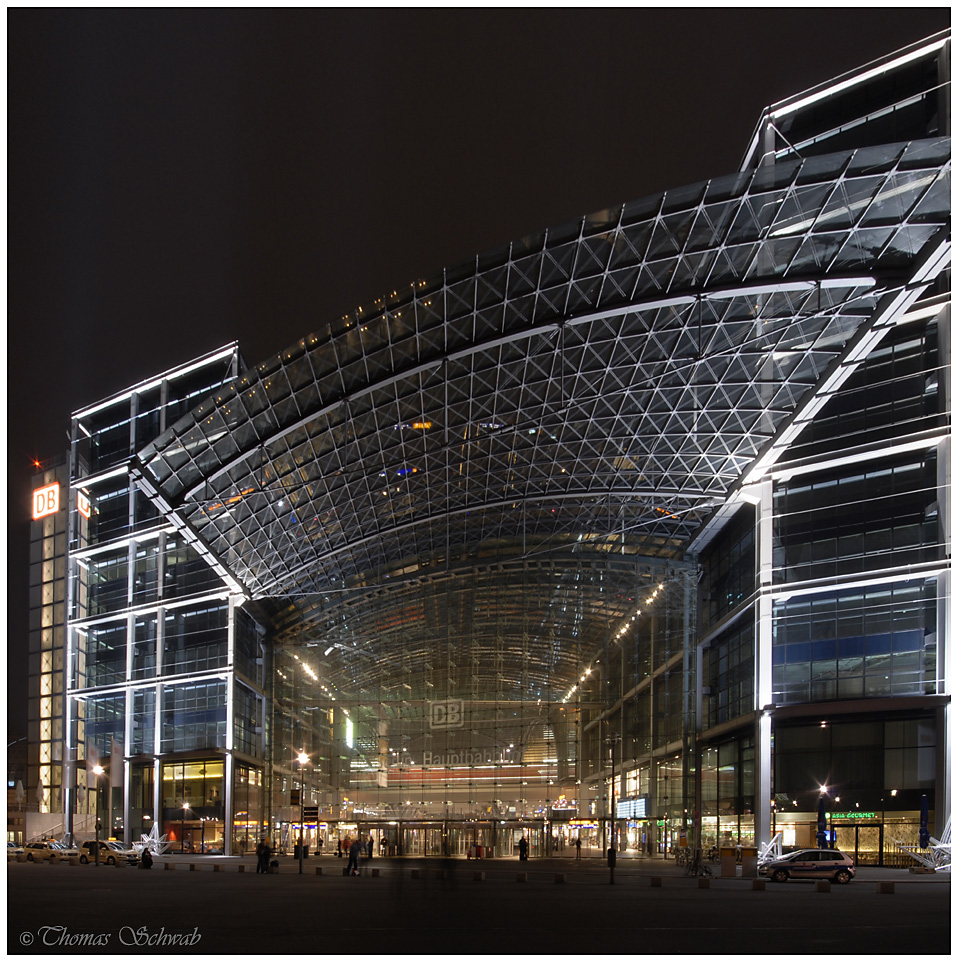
[754,480,774,849]
[225,596,237,856]
[153,755,162,846]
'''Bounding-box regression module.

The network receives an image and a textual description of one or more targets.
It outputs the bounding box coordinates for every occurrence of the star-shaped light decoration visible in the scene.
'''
[134,822,172,855]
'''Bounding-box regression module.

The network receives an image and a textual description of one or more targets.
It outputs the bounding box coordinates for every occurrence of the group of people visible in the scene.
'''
[255,838,273,874]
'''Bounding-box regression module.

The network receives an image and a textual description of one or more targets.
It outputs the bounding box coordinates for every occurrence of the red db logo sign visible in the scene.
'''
[33,482,60,520]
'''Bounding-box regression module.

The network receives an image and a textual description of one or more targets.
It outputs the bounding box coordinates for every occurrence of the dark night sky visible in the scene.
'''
[6,8,950,738]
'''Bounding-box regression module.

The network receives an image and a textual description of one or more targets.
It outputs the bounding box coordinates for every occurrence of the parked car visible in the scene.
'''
[8,841,24,859]
[24,840,66,862]
[760,848,856,884]
[51,841,80,861]
[79,840,140,865]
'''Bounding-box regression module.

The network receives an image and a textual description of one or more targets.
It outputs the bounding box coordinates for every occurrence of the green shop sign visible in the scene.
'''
[830,811,876,819]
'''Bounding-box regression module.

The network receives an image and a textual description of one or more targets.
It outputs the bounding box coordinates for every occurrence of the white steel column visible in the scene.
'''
[753,480,774,848]
[224,595,237,856]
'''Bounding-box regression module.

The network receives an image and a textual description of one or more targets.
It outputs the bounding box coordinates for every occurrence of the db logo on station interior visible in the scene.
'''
[429,699,464,729]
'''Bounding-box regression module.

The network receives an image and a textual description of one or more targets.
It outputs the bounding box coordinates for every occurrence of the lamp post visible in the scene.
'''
[605,733,620,854]
[881,789,897,867]
[181,803,189,854]
[297,752,309,875]
[92,765,104,867]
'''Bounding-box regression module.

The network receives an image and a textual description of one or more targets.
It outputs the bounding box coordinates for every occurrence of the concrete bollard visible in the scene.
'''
[213,864,223,872]
[238,864,246,873]
[473,871,485,881]
[554,873,566,884]
[752,878,766,891]
[268,864,278,874]
[877,881,895,894]
[698,877,710,889]
[315,866,323,875]
[164,861,175,870]
[815,879,831,892]
[651,876,662,887]
[189,863,198,871]
[516,872,528,883]
[371,868,379,877]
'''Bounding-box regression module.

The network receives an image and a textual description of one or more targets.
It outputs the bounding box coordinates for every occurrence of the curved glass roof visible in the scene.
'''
[137,137,950,701]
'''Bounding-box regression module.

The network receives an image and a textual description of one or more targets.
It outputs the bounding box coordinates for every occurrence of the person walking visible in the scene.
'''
[575,836,582,860]
[607,845,616,884]
[367,833,374,859]
[347,837,362,875]
[518,836,528,861]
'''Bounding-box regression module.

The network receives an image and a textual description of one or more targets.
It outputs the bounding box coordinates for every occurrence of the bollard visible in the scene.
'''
[213,864,223,872]
[268,864,278,874]
[554,873,566,884]
[473,871,485,881]
[371,868,379,877]
[315,866,323,876]
[238,864,246,873]
[189,863,198,871]
[651,876,662,887]
[165,861,175,870]
[815,879,831,892]
[698,877,710,889]
[752,878,766,891]
[411,868,421,879]
[877,881,895,894]
[516,872,528,883]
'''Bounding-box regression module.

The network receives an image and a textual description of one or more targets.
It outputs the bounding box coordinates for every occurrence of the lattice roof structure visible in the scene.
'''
[134,133,950,704]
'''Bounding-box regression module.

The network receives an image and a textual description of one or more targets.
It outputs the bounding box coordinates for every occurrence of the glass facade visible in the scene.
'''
[26,34,948,863]
[62,346,270,854]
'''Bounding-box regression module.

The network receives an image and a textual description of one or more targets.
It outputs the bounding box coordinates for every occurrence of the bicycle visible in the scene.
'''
[684,855,713,877]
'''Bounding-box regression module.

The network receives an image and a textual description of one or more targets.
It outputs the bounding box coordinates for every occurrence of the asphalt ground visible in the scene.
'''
[6,854,951,957]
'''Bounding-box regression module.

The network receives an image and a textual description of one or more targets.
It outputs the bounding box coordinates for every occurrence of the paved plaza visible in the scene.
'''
[7,855,951,956]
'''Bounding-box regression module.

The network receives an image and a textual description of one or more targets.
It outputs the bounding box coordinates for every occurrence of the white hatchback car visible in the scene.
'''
[760,848,856,884]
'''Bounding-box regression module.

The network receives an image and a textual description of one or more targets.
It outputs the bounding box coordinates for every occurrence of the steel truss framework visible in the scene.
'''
[135,136,951,704]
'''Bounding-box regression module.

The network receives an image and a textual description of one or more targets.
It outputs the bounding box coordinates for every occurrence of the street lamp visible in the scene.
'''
[92,765,104,867]
[297,752,309,875]
[605,733,620,854]
[181,803,189,854]
[880,789,897,867]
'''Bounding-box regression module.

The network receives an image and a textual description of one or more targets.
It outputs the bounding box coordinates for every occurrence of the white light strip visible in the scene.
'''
[73,344,238,420]
[71,465,129,489]
[68,669,232,699]
[71,525,174,560]
[773,433,945,483]
[768,564,948,605]
[770,38,947,120]
[68,587,238,630]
